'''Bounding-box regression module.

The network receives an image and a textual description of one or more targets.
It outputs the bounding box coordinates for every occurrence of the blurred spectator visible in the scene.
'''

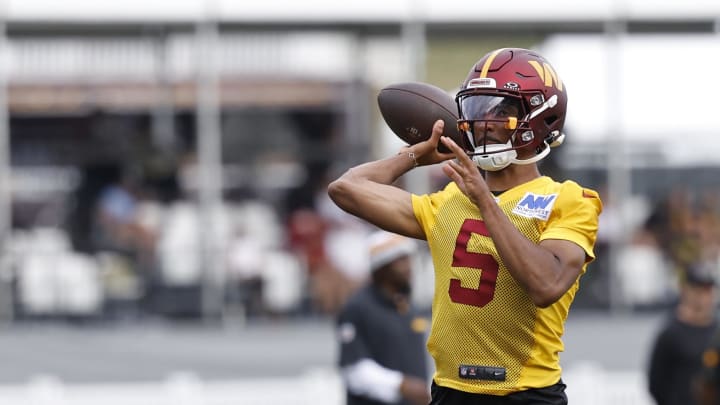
[336,230,430,405]
[647,262,719,405]
[317,180,373,285]
[93,171,157,313]
[285,173,373,316]
[641,188,720,307]
[226,226,266,317]
[660,189,720,275]
[288,208,358,314]
[94,171,156,259]
[616,227,673,309]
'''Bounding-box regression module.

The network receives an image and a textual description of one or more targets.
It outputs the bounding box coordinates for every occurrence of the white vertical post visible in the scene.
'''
[151,30,176,153]
[400,1,430,195]
[195,0,226,320]
[343,35,371,168]
[605,13,630,313]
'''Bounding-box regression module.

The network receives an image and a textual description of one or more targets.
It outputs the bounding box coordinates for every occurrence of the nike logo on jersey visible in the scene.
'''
[512,192,558,221]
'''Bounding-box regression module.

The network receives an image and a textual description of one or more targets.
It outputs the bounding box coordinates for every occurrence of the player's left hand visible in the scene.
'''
[440,136,490,206]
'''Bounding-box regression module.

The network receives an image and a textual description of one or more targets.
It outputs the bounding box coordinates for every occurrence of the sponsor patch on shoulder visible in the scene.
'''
[512,192,558,220]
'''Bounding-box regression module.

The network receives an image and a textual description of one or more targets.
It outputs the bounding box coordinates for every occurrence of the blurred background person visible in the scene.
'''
[91,167,158,317]
[647,261,719,405]
[93,169,157,270]
[336,230,430,405]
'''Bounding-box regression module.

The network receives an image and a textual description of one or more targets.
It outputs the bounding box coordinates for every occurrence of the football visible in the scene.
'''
[377,82,462,153]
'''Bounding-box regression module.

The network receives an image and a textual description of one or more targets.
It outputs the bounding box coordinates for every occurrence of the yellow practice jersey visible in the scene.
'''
[411,176,602,395]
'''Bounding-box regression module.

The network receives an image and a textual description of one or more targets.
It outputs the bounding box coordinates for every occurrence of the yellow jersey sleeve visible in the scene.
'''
[541,181,603,263]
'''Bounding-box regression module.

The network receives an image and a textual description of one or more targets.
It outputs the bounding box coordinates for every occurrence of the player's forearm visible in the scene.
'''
[328,154,424,238]
[328,155,409,211]
[348,152,418,184]
[476,194,566,307]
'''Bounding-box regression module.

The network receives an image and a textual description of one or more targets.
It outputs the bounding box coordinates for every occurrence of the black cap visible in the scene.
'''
[685,262,717,286]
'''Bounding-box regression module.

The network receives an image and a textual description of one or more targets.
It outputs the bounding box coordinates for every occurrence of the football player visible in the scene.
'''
[328,48,602,404]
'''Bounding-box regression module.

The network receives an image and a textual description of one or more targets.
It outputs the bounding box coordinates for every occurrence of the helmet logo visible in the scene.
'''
[527,60,563,91]
[504,82,520,90]
[468,78,496,89]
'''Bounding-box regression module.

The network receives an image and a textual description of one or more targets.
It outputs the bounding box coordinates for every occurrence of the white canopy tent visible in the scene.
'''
[2,0,720,24]
[541,33,720,167]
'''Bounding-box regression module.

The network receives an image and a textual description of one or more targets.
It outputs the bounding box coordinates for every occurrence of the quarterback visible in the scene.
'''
[328,48,602,404]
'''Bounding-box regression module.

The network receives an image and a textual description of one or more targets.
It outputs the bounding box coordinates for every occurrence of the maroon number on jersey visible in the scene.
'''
[449,219,499,307]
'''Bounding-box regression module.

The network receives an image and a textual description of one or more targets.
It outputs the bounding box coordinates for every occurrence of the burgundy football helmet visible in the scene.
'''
[455,48,568,171]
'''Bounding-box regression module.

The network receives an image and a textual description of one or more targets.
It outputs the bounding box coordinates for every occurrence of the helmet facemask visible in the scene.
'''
[456,92,533,171]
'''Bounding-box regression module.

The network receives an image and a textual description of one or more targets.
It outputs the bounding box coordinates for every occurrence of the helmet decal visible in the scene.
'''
[478,48,508,78]
[527,60,563,91]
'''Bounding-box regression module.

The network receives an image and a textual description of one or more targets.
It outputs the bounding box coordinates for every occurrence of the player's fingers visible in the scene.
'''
[428,120,444,144]
[439,135,458,151]
[442,165,466,193]
[441,136,473,165]
[432,119,444,135]
[428,123,456,160]
[441,164,460,183]
[446,159,464,175]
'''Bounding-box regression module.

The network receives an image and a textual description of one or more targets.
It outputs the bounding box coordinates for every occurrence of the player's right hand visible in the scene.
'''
[399,376,431,405]
[403,120,456,167]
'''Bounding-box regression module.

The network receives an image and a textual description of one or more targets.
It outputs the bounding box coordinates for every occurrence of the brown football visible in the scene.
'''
[377,82,462,153]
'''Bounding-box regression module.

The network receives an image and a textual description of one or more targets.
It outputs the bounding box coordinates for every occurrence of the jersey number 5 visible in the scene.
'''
[449,219,499,307]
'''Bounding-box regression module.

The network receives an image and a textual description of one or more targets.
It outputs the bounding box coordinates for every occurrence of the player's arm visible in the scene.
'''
[475,188,586,307]
[494,227,586,308]
[342,359,430,405]
[328,120,453,239]
[440,136,591,307]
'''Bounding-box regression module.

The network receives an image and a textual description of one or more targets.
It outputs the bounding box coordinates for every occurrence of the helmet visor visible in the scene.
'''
[458,95,523,122]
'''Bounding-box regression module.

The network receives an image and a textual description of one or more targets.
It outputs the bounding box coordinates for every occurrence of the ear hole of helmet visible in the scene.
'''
[544,115,558,127]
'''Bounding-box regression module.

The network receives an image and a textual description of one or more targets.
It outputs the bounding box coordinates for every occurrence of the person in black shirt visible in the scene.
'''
[647,262,719,405]
[337,230,430,405]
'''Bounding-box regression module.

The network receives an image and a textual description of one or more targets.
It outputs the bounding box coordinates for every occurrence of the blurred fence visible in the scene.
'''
[565,363,654,405]
[0,369,343,405]
[0,365,652,405]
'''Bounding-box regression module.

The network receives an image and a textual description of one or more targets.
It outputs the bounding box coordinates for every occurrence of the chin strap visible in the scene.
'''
[511,143,551,165]
[470,141,517,171]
